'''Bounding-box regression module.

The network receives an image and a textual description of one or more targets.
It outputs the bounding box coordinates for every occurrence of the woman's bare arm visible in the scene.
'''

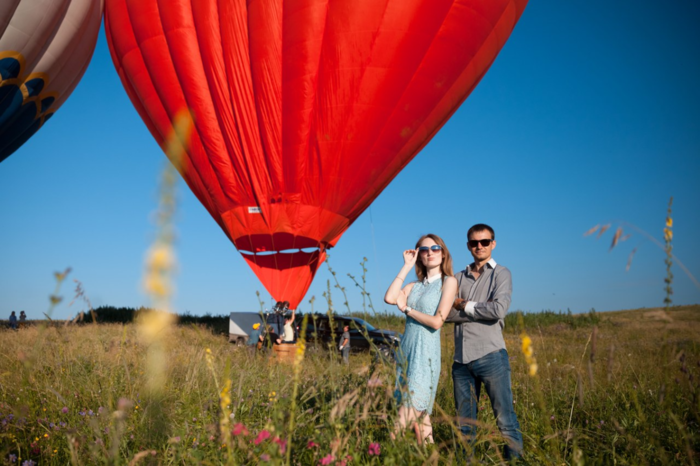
[398,277,458,330]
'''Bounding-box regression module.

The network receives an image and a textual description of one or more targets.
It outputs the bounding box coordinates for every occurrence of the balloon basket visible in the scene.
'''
[272,343,298,363]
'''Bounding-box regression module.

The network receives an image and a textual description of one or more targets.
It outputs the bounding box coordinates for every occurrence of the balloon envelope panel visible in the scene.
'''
[0,0,103,163]
[105,0,527,308]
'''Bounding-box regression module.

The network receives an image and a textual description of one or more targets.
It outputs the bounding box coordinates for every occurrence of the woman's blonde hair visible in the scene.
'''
[414,233,453,283]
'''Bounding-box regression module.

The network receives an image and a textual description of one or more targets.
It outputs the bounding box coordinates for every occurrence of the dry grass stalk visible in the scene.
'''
[609,227,624,251]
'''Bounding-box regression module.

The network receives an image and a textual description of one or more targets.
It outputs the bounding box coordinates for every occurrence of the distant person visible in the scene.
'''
[8,311,17,330]
[281,308,296,343]
[446,223,523,460]
[384,233,457,444]
[265,325,282,347]
[246,322,264,357]
[19,311,26,329]
[339,325,350,364]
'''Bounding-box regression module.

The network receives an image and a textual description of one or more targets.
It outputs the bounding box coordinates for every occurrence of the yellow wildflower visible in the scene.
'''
[529,363,538,377]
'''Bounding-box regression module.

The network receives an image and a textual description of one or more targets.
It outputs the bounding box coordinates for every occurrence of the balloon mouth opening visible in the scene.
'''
[238,247,321,256]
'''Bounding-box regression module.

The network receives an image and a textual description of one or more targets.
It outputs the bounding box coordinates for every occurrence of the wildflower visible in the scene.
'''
[172,436,181,443]
[254,430,271,445]
[22,461,36,466]
[88,410,94,416]
[368,442,381,456]
[307,440,319,449]
[520,331,538,377]
[319,454,335,465]
[550,415,555,421]
[9,454,16,463]
[261,454,270,461]
[232,423,249,436]
[79,410,86,416]
[273,436,287,454]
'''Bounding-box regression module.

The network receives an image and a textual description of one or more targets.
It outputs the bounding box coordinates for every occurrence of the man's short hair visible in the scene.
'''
[468,223,495,240]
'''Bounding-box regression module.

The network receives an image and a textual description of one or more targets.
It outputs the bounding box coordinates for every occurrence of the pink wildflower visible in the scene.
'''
[273,436,287,454]
[319,454,335,465]
[368,442,381,456]
[254,429,271,445]
[232,423,249,436]
[307,440,319,449]
[260,454,270,461]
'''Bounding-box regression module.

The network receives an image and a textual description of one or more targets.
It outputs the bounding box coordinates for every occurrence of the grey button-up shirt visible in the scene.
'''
[446,258,512,364]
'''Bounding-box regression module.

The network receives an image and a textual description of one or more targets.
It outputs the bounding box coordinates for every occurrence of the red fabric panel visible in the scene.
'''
[105,0,528,309]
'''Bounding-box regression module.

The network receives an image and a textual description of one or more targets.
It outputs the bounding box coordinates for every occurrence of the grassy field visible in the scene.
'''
[1,304,699,465]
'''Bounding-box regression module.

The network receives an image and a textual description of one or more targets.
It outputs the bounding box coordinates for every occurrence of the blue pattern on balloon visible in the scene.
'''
[0,56,55,163]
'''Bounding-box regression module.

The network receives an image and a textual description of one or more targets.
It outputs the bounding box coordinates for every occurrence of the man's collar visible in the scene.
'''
[467,258,497,272]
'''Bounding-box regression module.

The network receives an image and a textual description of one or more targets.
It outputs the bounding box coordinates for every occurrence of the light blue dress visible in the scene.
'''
[395,277,443,414]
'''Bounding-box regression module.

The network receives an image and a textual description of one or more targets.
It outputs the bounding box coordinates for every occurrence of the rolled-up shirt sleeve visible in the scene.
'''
[446,307,472,323]
[473,268,512,320]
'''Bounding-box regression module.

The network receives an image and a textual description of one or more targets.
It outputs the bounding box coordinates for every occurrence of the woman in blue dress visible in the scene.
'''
[384,233,457,444]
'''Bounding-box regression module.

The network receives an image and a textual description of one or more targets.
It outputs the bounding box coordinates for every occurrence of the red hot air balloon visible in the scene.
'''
[105,0,527,309]
[0,0,103,163]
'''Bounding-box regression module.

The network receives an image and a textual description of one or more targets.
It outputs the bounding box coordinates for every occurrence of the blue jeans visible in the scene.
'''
[452,349,523,460]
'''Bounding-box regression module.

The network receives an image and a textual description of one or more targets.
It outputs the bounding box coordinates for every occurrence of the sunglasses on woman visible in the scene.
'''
[468,239,493,248]
[418,245,443,253]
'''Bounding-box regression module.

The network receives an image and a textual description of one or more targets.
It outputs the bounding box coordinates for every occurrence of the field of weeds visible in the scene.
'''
[1,305,699,465]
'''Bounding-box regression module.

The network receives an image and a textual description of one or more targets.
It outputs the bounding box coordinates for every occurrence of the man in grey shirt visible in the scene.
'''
[447,223,523,460]
[339,325,351,364]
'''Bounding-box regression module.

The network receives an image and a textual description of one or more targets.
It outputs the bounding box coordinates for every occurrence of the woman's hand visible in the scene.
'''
[403,248,418,267]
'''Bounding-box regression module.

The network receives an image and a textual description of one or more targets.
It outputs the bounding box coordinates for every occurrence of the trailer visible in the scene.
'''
[228,311,286,345]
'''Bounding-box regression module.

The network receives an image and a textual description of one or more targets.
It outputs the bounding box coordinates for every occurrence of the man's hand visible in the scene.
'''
[453,298,467,311]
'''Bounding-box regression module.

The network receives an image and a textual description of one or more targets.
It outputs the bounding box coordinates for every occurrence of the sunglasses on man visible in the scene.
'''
[468,239,493,248]
[418,245,443,253]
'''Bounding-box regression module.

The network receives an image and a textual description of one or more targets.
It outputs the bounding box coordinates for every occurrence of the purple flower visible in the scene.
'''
[88,410,94,416]
[22,461,36,466]
[8,454,16,463]
[550,415,555,421]
[98,407,104,414]
[368,442,381,456]
[79,411,86,416]
[61,407,68,414]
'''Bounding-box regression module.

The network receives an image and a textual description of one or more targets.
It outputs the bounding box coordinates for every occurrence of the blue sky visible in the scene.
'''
[1,0,698,320]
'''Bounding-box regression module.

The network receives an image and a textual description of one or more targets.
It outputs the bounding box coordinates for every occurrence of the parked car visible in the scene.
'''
[303,314,401,359]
